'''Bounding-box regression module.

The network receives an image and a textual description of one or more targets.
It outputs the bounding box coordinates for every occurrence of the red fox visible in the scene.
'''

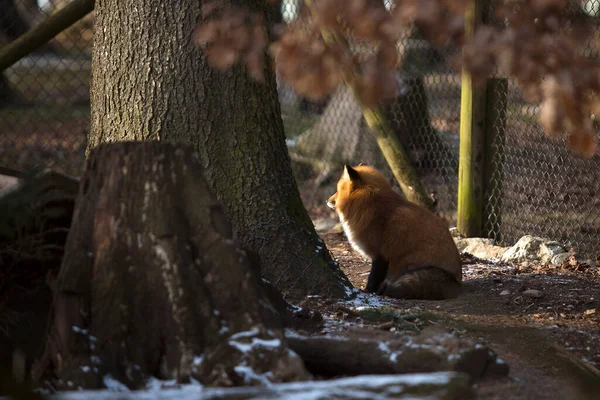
[327,164,462,300]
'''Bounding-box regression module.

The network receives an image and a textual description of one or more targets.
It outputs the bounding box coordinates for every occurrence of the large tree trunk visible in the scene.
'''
[33,142,312,390]
[87,0,352,300]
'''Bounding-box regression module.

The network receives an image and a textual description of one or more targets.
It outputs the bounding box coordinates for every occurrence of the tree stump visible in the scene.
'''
[34,141,311,390]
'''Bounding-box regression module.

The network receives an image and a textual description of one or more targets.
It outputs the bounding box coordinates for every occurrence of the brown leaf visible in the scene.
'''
[568,132,597,158]
[206,47,239,70]
[193,22,220,46]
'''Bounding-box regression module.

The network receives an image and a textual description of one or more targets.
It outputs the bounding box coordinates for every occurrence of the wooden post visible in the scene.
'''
[457,0,488,237]
[0,0,94,72]
[482,78,508,241]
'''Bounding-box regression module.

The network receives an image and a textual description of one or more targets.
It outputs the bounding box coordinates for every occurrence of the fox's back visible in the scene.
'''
[379,193,462,281]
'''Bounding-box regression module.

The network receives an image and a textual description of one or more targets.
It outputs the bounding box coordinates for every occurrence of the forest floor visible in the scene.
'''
[305,204,600,400]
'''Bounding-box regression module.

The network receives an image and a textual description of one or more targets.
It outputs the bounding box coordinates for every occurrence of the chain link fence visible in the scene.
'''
[282,0,461,226]
[1,0,599,257]
[0,0,91,177]
[483,0,600,259]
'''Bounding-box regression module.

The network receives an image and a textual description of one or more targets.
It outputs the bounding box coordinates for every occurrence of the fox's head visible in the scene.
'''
[327,164,391,210]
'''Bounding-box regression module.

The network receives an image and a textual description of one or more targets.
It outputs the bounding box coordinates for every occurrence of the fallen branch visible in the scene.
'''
[286,330,509,382]
[0,0,95,72]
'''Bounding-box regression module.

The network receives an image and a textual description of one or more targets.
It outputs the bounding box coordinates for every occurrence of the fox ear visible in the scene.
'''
[343,164,360,181]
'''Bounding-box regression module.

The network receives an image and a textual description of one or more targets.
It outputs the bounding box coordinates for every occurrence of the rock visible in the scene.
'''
[523,289,544,299]
[454,237,509,260]
[500,290,510,296]
[551,252,572,265]
[501,235,567,265]
[580,260,598,269]
[539,241,567,264]
[0,174,19,194]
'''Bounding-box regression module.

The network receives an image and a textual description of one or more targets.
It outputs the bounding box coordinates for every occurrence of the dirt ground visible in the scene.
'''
[304,202,600,400]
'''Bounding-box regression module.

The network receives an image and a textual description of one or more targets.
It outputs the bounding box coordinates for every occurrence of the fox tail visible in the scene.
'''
[378,266,461,300]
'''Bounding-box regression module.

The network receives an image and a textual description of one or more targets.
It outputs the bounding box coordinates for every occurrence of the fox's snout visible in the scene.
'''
[327,194,337,209]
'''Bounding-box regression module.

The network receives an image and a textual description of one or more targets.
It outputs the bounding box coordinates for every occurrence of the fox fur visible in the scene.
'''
[327,164,462,300]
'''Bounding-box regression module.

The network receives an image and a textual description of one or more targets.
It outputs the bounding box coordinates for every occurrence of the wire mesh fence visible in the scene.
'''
[483,0,600,259]
[0,0,599,258]
[281,0,461,226]
[0,0,91,177]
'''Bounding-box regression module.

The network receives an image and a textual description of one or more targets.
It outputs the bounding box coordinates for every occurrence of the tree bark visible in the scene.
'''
[87,0,352,300]
[34,142,312,390]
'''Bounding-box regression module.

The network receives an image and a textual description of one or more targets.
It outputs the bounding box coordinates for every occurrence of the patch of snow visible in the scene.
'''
[145,377,177,391]
[229,334,282,354]
[341,291,394,310]
[320,314,357,334]
[188,377,201,387]
[377,341,399,363]
[229,328,260,339]
[462,263,516,279]
[48,372,460,400]
[219,324,229,335]
[102,375,129,392]
[80,366,91,373]
[541,325,560,330]
[192,355,204,368]
[233,365,273,386]
[72,326,89,335]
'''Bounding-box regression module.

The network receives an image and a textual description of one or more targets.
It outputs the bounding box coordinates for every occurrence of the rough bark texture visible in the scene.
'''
[34,142,311,390]
[87,0,352,300]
